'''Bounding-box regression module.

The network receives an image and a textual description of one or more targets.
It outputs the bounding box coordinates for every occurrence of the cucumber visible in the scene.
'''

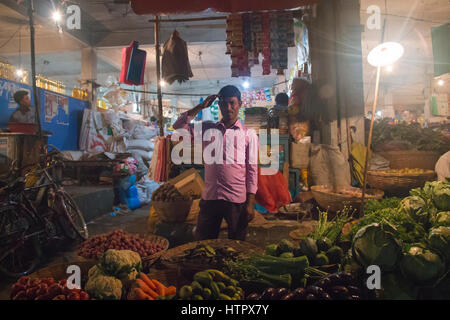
[218,293,232,300]
[202,288,212,300]
[210,282,221,298]
[191,281,203,294]
[222,286,236,296]
[216,282,226,291]
[192,295,204,300]
[179,285,193,299]
[194,271,213,287]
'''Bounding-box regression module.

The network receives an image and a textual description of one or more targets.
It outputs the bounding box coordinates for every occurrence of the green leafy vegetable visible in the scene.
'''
[400,246,445,285]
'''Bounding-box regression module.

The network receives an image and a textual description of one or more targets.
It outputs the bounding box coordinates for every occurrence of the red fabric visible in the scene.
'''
[255,168,292,213]
[130,0,318,15]
[120,41,147,86]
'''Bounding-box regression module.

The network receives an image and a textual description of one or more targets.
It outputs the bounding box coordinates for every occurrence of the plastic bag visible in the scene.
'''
[256,168,292,213]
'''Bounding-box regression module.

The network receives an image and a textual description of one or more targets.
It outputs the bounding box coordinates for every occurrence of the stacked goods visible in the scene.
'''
[85,249,142,300]
[10,277,90,300]
[226,11,296,77]
[246,272,366,300]
[128,273,176,300]
[77,229,166,259]
[151,183,190,202]
[349,180,450,299]
[177,269,244,300]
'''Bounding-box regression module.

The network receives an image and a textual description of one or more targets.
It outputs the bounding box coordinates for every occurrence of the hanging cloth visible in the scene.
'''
[162,30,194,84]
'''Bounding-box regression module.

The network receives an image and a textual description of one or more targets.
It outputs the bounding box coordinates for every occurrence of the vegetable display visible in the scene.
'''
[77,229,165,259]
[372,119,448,154]
[177,269,244,300]
[349,180,450,299]
[172,244,239,266]
[10,277,90,300]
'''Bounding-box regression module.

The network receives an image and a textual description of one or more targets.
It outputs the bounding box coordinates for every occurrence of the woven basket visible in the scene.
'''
[311,185,384,212]
[141,234,170,263]
[152,200,193,223]
[367,170,436,195]
[378,150,441,170]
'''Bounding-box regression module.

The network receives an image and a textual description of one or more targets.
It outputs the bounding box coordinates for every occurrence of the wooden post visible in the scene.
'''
[154,15,164,137]
[27,0,42,138]
[360,65,381,213]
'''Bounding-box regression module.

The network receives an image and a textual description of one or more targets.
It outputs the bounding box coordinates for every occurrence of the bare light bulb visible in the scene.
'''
[386,65,393,72]
[160,80,166,87]
[243,81,250,89]
[52,11,62,22]
[15,69,23,77]
[437,79,444,86]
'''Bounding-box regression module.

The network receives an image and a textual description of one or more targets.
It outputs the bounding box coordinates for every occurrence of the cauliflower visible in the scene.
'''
[88,265,105,279]
[86,274,123,300]
[100,249,142,278]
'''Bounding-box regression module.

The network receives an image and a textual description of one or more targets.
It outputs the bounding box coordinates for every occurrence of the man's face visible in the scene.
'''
[219,96,241,123]
[20,95,31,108]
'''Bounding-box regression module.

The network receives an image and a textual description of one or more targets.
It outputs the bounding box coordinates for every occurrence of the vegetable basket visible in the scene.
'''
[152,199,193,223]
[311,185,384,212]
[367,170,436,195]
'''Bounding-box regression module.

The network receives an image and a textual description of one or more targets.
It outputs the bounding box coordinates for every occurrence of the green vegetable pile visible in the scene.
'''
[372,119,448,154]
[86,249,142,300]
[349,180,450,299]
[224,238,330,294]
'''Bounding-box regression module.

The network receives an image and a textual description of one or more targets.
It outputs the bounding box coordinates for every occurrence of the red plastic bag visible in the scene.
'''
[255,168,292,213]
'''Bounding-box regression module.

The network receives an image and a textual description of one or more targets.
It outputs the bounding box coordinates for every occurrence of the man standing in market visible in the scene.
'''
[173,85,258,241]
[9,90,36,124]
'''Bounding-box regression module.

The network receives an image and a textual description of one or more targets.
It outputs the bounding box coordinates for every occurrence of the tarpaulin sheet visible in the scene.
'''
[130,0,318,15]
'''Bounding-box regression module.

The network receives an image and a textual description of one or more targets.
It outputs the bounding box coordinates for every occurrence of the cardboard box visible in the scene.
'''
[168,168,204,198]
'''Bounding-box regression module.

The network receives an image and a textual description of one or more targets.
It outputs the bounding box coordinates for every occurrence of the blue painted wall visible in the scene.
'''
[0,78,88,150]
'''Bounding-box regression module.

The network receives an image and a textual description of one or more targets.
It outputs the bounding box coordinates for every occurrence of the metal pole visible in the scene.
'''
[360,65,381,214]
[154,15,164,137]
[27,0,42,138]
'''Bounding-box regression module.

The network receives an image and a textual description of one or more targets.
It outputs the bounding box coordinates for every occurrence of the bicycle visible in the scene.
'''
[0,145,88,278]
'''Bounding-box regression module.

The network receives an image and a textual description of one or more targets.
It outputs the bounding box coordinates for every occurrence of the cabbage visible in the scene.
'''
[378,272,419,300]
[432,184,450,211]
[429,226,450,262]
[433,212,450,227]
[400,196,428,225]
[400,246,445,285]
[352,223,402,272]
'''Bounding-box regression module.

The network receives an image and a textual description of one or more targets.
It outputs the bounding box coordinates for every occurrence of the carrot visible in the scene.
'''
[165,286,176,296]
[134,288,150,300]
[152,279,166,296]
[140,273,157,290]
[136,279,159,298]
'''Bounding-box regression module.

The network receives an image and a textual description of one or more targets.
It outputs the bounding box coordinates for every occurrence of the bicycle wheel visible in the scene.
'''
[0,206,41,278]
[56,191,89,241]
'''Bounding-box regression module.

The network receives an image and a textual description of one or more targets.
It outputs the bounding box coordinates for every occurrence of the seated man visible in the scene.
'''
[9,90,36,124]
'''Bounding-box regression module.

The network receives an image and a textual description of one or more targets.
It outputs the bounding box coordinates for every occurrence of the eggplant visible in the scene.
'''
[328,286,350,300]
[326,274,343,286]
[281,293,296,300]
[306,286,324,296]
[305,293,317,300]
[346,285,361,296]
[315,277,332,288]
[260,288,275,300]
[336,272,354,285]
[246,293,260,300]
[272,288,289,300]
[292,288,307,300]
